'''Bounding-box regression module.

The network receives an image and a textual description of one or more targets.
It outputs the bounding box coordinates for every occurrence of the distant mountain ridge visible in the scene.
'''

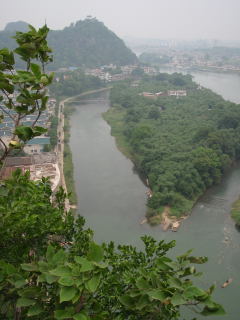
[0,18,138,69]
[4,21,29,32]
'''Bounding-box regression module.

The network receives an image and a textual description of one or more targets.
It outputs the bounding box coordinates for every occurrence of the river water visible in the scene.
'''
[70,71,240,319]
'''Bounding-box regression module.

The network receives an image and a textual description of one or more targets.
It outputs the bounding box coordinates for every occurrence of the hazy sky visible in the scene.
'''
[1,0,240,40]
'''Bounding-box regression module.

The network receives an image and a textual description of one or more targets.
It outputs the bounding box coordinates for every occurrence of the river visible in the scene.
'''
[70,72,240,319]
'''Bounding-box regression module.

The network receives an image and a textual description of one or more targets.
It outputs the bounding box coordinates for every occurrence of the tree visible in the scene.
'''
[0,24,53,163]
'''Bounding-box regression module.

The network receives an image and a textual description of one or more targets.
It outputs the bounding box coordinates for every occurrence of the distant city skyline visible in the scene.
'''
[1,0,240,41]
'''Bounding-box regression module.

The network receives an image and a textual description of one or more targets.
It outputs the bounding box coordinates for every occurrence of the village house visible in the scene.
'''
[168,90,187,97]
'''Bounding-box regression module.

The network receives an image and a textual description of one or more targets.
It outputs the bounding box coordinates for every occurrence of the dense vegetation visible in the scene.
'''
[0,170,225,319]
[105,73,240,221]
[50,69,103,97]
[0,18,138,70]
[63,104,77,204]
[231,198,240,226]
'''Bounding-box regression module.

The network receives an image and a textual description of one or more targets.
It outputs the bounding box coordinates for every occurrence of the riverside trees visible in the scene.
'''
[107,77,240,220]
[0,27,225,319]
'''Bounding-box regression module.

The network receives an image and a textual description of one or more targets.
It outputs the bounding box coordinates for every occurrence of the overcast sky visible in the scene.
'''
[1,0,240,41]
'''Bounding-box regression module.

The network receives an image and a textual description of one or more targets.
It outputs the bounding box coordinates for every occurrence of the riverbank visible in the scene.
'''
[231,198,240,226]
[102,106,134,160]
[63,104,78,204]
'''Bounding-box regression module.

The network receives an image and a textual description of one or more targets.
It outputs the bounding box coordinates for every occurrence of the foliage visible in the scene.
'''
[48,115,58,149]
[0,171,225,319]
[106,75,240,218]
[0,24,53,163]
[63,105,77,204]
[231,198,240,226]
[50,69,103,98]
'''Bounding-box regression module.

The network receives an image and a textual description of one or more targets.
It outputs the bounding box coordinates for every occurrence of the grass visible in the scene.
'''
[231,198,240,226]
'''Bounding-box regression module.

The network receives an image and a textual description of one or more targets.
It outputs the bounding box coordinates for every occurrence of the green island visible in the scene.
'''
[104,73,240,225]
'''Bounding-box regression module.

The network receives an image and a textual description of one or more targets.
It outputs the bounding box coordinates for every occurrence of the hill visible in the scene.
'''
[0,18,138,69]
[4,21,29,32]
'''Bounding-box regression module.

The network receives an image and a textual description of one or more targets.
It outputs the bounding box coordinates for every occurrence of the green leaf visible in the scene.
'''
[52,249,67,265]
[30,63,41,79]
[16,298,36,307]
[46,245,55,262]
[38,261,49,273]
[156,258,171,271]
[119,295,135,307]
[14,279,26,288]
[201,304,226,316]
[27,304,43,317]
[21,263,38,271]
[73,313,89,320]
[147,289,167,302]
[184,286,207,299]
[136,294,150,310]
[45,273,58,284]
[87,242,104,263]
[54,309,74,319]
[33,126,47,134]
[86,274,101,292]
[18,287,40,299]
[136,277,150,289]
[50,266,71,277]
[168,277,182,289]
[58,277,74,286]
[171,293,187,306]
[15,126,34,142]
[41,95,48,109]
[60,287,78,303]
[74,257,94,272]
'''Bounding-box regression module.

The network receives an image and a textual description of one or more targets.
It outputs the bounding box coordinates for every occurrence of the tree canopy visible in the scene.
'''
[105,75,240,221]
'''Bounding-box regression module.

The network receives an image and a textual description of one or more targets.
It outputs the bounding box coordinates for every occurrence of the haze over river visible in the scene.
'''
[70,70,240,319]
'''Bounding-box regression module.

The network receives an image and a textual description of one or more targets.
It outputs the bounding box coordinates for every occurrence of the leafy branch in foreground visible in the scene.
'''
[0,171,225,319]
[0,25,53,163]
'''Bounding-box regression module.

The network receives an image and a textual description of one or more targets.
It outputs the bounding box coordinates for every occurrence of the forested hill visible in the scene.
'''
[0,18,138,69]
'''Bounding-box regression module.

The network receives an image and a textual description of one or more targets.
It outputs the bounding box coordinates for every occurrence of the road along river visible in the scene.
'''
[69,72,240,319]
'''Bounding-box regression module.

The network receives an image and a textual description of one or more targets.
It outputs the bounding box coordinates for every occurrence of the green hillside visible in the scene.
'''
[0,17,138,69]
